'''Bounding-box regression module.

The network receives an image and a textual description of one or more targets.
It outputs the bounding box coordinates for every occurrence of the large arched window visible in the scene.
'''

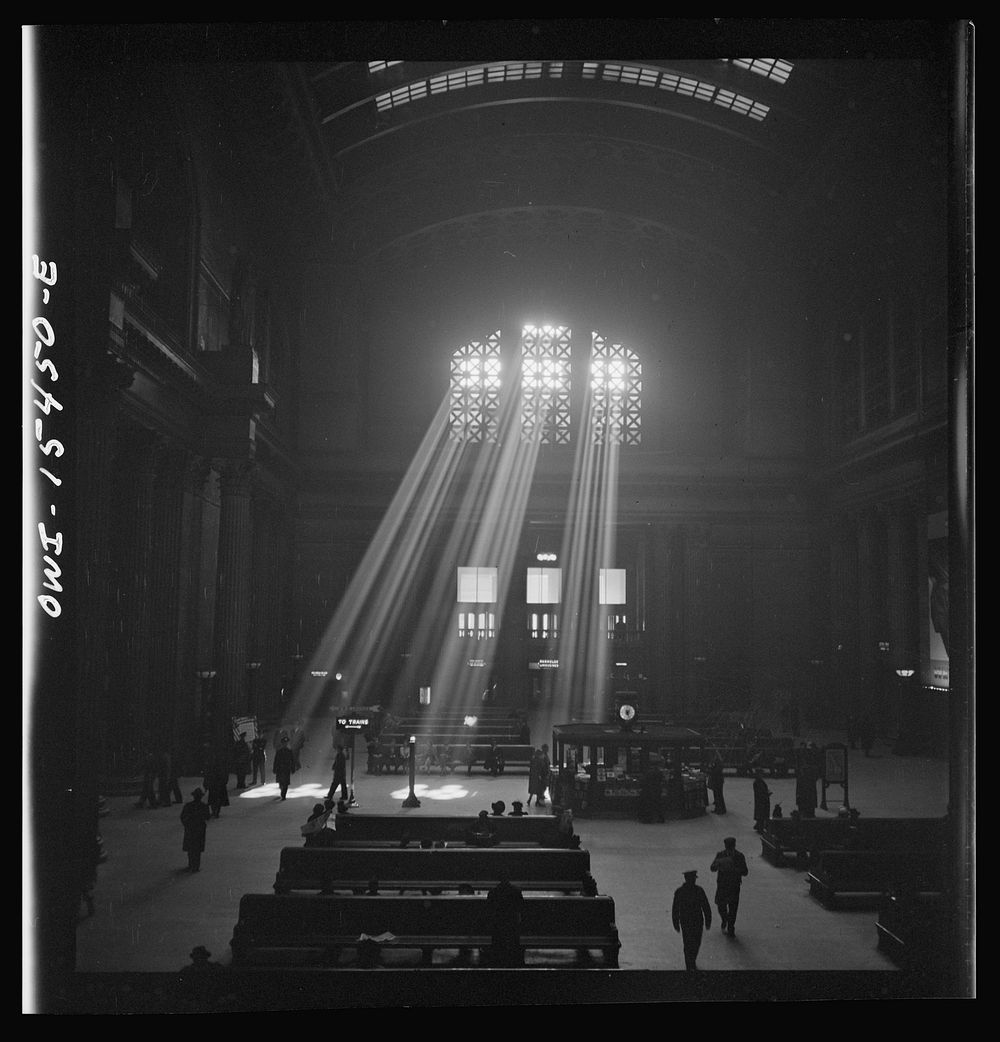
[447,325,641,446]
[520,324,572,445]
[590,333,642,445]
[449,331,501,443]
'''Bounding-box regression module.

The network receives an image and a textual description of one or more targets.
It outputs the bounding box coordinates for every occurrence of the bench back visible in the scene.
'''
[764,816,946,853]
[811,848,946,892]
[333,814,565,846]
[234,892,616,951]
[274,846,591,892]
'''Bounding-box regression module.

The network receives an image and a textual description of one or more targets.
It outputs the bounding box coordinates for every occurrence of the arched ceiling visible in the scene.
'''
[144,21,949,306]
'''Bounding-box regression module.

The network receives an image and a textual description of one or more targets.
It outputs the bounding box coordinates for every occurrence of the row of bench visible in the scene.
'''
[330,812,575,847]
[757,816,948,908]
[232,811,618,968]
[368,743,538,774]
[231,893,620,967]
[274,846,592,894]
[760,816,946,868]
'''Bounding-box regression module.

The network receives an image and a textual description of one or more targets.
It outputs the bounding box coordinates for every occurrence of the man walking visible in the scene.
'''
[328,744,349,801]
[180,788,211,872]
[671,869,712,970]
[273,735,294,800]
[710,836,749,936]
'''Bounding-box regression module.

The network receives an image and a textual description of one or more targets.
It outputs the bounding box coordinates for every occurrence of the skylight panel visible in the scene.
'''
[368,61,402,75]
[730,58,793,83]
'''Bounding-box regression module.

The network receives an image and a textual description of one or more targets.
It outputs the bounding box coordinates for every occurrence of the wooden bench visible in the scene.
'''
[331,813,574,847]
[273,846,592,894]
[760,816,946,868]
[231,893,620,967]
[807,849,947,908]
[875,891,948,971]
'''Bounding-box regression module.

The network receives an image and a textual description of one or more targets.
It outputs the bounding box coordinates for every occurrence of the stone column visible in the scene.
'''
[108,425,159,773]
[829,514,860,724]
[75,354,134,790]
[212,459,256,755]
[146,446,189,746]
[175,457,212,767]
[684,524,710,717]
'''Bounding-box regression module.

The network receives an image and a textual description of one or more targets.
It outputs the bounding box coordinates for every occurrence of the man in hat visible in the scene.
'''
[710,837,749,936]
[753,768,773,832]
[273,735,294,799]
[180,788,211,872]
[671,869,712,970]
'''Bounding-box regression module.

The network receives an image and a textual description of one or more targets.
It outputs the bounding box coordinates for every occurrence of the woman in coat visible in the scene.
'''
[752,769,772,832]
[181,788,211,871]
[203,760,231,818]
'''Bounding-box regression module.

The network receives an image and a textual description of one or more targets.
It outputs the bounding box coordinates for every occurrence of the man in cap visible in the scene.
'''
[671,869,712,970]
[710,836,749,936]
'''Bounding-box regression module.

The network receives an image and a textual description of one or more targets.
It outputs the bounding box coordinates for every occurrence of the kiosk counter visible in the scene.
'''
[550,722,708,820]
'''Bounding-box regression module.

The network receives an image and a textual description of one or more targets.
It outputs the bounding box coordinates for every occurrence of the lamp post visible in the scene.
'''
[402,734,421,808]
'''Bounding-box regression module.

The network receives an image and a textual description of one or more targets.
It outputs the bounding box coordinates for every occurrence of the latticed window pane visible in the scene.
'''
[590,333,642,445]
[521,324,572,444]
[450,332,501,443]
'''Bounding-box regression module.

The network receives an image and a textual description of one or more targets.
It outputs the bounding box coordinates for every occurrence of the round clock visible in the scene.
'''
[618,703,637,723]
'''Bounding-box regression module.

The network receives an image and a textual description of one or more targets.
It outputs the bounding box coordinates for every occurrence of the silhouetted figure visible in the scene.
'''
[135,751,160,809]
[183,945,221,971]
[157,749,183,806]
[510,800,526,816]
[273,735,294,799]
[328,744,349,801]
[302,802,332,845]
[710,837,749,937]
[181,788,211,871]
[250,734,267,785]
[796,755,819,818]
[491,800,506,816]
[469,809,498,846]
[672,869,712,970]
[203,760,230,818]
[233,733,251,789]
[486,875,524,967]
[753,769,773,832]
[708,759,726,814]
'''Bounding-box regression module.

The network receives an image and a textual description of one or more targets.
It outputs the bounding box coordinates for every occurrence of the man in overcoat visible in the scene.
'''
[181,788,211,871]
[710,836,749,936]
[671,869,712,969]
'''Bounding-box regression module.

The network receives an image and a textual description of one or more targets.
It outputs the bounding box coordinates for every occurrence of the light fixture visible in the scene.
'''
[895,668,916,678]
[311,670,328,678]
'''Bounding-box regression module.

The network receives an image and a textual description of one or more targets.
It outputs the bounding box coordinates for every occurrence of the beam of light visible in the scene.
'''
[420,367,543,710]
[554,358,620,724]
[388,782,470,801]
[289,392,466,719]
[239,781,330,801]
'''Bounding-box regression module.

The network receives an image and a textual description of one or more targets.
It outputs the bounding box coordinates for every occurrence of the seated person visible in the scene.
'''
[468,809,498,846]
[302,802,332,845]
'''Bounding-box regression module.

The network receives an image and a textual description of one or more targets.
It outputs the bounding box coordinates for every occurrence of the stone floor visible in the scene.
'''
[72,716,951,984]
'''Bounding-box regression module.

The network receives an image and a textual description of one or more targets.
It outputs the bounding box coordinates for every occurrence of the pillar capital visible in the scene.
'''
[216,459,258,499]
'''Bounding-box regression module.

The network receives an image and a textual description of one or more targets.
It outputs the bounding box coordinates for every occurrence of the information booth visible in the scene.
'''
[551,723,708,819]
